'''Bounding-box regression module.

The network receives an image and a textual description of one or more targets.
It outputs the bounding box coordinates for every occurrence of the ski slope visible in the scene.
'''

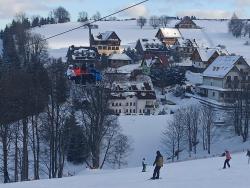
[33,20,250,61]
[2,153,250,188]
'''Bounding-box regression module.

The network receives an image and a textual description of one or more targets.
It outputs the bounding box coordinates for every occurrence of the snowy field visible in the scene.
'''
[2,152,250,188]
[33,20,250,61]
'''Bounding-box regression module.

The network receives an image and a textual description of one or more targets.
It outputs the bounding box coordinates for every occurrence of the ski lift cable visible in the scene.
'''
[28,0,150,46]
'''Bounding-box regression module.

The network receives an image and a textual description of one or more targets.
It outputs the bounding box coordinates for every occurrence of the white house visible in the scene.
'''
[197,55,250,103]
[109,82,157,115]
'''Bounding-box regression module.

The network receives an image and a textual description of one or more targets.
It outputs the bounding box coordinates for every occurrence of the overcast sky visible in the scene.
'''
[0,0,250,29]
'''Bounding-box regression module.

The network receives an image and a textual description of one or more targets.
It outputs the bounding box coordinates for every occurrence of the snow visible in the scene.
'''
[138,38,163,51]
[116,63,141,74]
[32,20,250,62]
[197,48,217,61]
[94,31,114,41]
[179,28,212,48]
[108,53,132,61]
[157,28,181,38]
[2,152,250,188]
[203,55,241,78]
[185,71,203,85]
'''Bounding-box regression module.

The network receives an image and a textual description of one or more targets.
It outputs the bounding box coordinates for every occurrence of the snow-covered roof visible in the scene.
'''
[197,48,217,62]
[108,53,132,61]
[179,28,212,48]
[158,28,181,38]
[94,31,120,41]
[139,38,164,51]
[203,55,241,78]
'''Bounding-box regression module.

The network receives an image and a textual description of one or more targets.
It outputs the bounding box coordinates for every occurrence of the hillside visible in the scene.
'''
[33,20,250,61]
[2,152,250,188]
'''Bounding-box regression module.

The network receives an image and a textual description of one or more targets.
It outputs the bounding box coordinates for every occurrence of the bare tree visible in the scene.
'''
[53,7,70,23]
[78,11,88,22]
[159,15,170,27]
[200,105,214,154]
[149,16,161,29]
[137,16,147,29]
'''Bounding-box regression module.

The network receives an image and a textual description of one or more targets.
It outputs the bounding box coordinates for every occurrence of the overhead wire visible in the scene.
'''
[28,0,150,46]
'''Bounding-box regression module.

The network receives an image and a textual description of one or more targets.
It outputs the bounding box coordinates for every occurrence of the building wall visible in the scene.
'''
[203,77,223,88]
[93,45,120,55]
[207,89,220,101]
[109,97,156,115]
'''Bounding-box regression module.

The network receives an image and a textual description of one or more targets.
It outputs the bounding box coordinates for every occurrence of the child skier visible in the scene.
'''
[222,150,231,169]
[142,158,147,172]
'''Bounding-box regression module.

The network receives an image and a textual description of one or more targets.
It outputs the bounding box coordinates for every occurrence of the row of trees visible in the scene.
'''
[163,105,214,161]
[137,15,172,29]
[0,16,130,183]
[228,13,250,38]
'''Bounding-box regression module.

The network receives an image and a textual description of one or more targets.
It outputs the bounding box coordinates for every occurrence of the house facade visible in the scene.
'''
[175,16,200,29]
[91,31,121,55]
[191,48,220,71]
[197,55,250,103]
[109,82,157,115]
[155,28,182,46]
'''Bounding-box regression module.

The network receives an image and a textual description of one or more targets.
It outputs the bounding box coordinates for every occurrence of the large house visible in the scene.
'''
[191,48,220,71]
[91,31,121,55]
[175,16,200,29]
[197,55,250,103]
[155,28,182,46]
[135,38,169,64]
[109,82,157,115]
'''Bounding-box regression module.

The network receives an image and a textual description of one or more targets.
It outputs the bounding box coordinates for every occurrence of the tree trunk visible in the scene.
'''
[21,118,29,181]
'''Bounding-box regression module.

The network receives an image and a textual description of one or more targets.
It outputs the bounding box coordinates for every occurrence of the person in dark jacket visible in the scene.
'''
[142,158,147,172]
[246,150,250,164]
[151,151,163,179]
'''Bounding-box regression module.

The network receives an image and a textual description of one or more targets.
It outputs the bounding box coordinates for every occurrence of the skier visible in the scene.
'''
[142,158,147,172]
[151,151,163,179]
[222,150,231,169]
[246,150,250,164]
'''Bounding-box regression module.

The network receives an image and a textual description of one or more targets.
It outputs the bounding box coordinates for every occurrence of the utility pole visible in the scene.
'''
[87,23,92,47]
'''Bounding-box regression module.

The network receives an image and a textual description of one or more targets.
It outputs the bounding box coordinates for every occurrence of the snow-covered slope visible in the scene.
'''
[2,152,250,188]
[33,20,250,61]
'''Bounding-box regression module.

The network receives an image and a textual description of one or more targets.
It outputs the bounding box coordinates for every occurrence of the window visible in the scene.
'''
[112,103,114,106]
[116,103,118,106]
[108,46,111,50]
[126,109,128,113]
[133,102,136,106]
[133,109,136,113]
[212,92,215,96]
[130,109,132,113]
[220,93,224,98]
[116,46,119,50]
[130,102,132,106]
[103,46,107,50]
[234,76,238,81]
[112,46,116,50]
[98,46,102,50]
[139,109,142,113]
[210,82,213,86]
[227,76,231,81]
[126,102,128,106]
[119,103,121,106]
[119,109,121,113]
